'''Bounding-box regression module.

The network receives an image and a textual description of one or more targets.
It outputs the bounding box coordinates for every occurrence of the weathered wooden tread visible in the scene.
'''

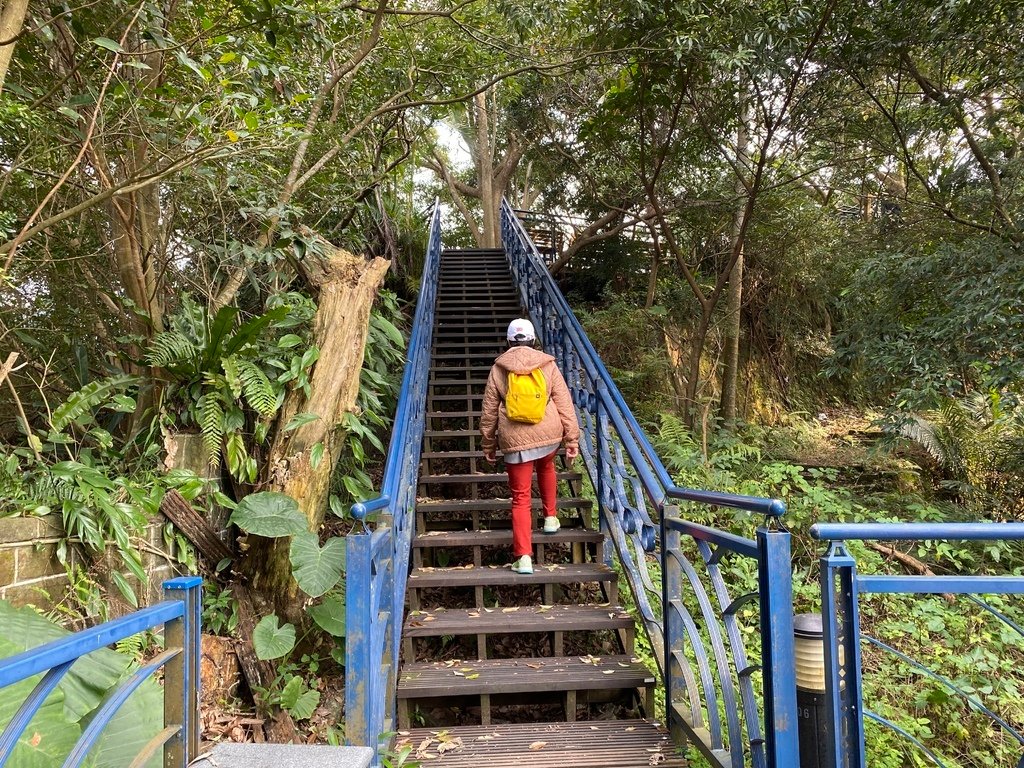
[420,471,582,484]
[420,449,567,459]
[396,720,686,767]
[404,604,632,637]
[416,497,591,512]
[398,655,653,698]
[413,527,601,548]
[423,428,482,438]
[408,562,614,588]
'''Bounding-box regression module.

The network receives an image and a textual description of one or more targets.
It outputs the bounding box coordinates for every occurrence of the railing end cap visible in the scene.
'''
[767,499,787,517]
[163,576,202,590]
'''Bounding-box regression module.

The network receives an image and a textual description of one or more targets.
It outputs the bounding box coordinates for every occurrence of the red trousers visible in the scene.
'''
[506,450,558,556]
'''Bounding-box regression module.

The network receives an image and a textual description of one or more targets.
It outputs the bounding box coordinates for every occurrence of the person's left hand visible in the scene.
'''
[565,444,579,465]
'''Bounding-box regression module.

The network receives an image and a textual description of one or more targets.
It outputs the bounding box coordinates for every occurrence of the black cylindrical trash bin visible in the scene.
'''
[794,613,835,768]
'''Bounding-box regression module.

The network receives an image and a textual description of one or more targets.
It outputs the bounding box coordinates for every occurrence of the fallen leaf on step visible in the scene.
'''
[603,670,615,674]
[529,741,547,750]
[466,673,479,680]
[625,726,636,731]
[501,607,519,613]
[437,737,463,754]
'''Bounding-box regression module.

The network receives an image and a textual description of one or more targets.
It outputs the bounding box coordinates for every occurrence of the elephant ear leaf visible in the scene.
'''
[0,601,163,767]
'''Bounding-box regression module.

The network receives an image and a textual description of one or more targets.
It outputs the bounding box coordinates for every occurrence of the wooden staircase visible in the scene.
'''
[395,249,685,767]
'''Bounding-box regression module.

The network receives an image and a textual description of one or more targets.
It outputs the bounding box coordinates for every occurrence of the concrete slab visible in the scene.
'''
[190,743,374,768]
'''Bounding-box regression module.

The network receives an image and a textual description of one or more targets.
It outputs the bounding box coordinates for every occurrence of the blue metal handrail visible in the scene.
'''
[344,200,442,756]
[500,200,799,768]
[0,576,202,767]
[812,523,1024,768]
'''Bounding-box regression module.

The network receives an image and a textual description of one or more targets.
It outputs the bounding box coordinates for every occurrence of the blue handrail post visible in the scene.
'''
[162,576,202,766]
[756,524,799,767]
[345,533,374,749]
[662,503,684,746]
[820,542,866,768]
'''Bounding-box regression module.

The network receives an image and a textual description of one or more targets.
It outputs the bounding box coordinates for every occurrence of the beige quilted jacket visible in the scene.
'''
[480,346,580,455]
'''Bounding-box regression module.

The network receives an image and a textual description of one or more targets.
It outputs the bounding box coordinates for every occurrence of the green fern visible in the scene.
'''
[222,355,243,399]
[237,359,277,416]
[50,376,138,432]
[899,415,949,467]
[197,394,225,465]
[146,331,198,369]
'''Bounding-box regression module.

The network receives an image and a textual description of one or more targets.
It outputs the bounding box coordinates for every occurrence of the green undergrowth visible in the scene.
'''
[642,413,1024,767]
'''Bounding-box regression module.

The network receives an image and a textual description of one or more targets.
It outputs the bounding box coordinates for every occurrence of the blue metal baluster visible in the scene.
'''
[699,538,765,768]
[757,526,798,768]
[62,649,179,768]
[672,542,743,767]
[0,661,74,764]
[821,542,865,768]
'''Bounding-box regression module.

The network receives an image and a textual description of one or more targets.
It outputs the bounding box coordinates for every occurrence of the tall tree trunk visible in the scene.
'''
[720,101,750,426]
[244,243,391,621]
[0,0,28,94]
[475,91,499,247]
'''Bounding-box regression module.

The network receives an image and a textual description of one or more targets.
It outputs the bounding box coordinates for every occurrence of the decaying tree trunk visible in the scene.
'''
[244,240,390,620]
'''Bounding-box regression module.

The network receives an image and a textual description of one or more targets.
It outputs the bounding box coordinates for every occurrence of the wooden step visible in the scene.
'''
[408,562,614,589]
[414,528,601,549]
[396,720,685,767]
[420,449,570,459]
[419,471,582,485]
[398,654,652,696]
[416,497,591,513]
[404,604,632,638]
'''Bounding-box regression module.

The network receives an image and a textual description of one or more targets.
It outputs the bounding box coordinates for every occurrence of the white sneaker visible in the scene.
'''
[511,555,533,574]
[543,517,561,534]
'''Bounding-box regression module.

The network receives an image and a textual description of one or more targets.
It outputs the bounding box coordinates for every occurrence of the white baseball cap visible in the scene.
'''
[506,318,536,342]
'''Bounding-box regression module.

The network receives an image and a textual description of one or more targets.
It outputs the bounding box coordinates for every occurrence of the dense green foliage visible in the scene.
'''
[1,0,1023,761]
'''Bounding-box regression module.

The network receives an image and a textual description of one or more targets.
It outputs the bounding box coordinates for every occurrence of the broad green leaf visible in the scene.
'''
[310,442,324,470]
[290,532,345,597]
[252,615,295,660]
[284,412,319,432]
[308,595,346,636]
[277,334,303,348]
[279,675,303,708]
[288,689,320,720]
[229,492,307,537]
[92,37,125,53]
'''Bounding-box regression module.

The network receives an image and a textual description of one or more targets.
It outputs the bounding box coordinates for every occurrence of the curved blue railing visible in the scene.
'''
[500,199,798,768]
[811,523,1024,768]
[0,577,201,767]
[345,201,442,754]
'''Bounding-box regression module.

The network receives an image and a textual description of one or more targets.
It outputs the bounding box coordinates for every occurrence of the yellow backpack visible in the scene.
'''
[505,369,547,424]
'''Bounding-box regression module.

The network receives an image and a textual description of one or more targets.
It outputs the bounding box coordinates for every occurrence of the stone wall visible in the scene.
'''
[0,514,180,614]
